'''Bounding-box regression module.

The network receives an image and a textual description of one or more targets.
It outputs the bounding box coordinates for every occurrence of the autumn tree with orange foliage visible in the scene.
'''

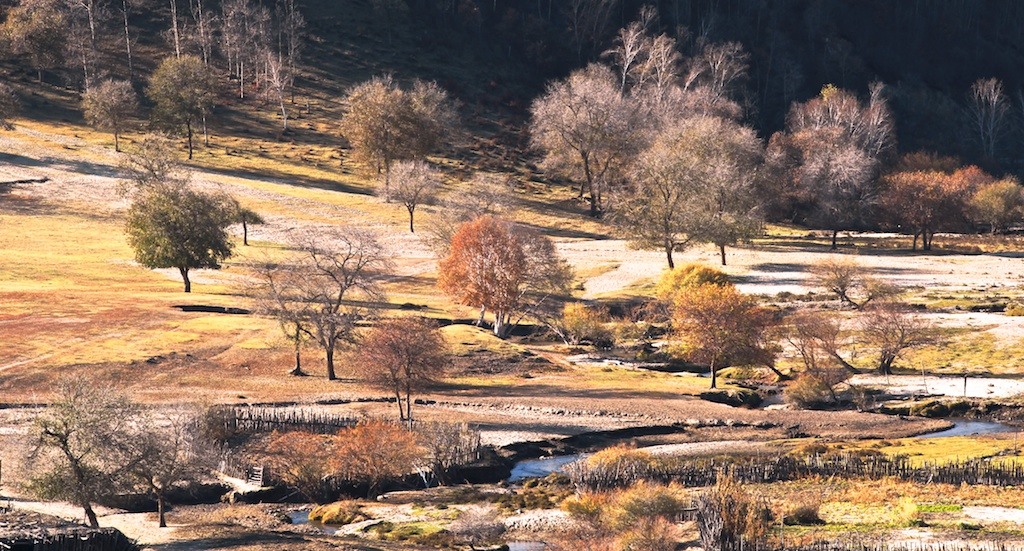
[361,317,450,422]
[331,420,425,497]
[670,284,777,389]
[438,216,573,338]
[264,431,335,502]
[880,152,993,250]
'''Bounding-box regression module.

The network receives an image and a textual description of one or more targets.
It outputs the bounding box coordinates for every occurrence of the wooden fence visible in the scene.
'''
[210,406,360,437]
[774,542,1024,551]
[569,453,1024,491]
[0,529,137,551]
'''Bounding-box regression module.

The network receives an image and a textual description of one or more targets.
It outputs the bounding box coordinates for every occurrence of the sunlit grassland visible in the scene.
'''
[0,210,278,372]
[807,434,1024,467]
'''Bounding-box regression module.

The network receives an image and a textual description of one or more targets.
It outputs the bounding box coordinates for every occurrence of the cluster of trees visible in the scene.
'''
[647,259,934,392]
[0,0,303,104]
[529,8,1024,261]
[29,378,212,528]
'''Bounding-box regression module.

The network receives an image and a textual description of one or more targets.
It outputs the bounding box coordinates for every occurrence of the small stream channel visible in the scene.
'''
[506,419,1019,481]
[918,419,1016,439]
[289,419,1019,537]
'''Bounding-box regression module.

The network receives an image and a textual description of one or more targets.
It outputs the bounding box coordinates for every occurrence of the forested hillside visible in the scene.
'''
[4,1,1024,167]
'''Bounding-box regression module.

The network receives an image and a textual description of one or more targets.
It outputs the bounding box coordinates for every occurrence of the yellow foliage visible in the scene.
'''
[654,263,732,304]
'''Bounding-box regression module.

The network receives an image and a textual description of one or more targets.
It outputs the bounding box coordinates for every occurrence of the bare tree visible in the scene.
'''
[861,302,934,375]
[168,0,181,57]
[119,0,134,79]
[530,64,644,216]
[387,160,442,232]
[27,378,145,528]
[563,0,618,62]
[132,409,213,527]
[361,317,449,422]
[602,5,655,94]
[615,116,762,268]
[118,133,186,190]
[82,79,138,151]
[968,77,1010,161]
[786,310,858,374]
[250,260,309,376]
[809,257,898,310]
[423,172,515,257]
[786,311,857,394]
[255,229,392,380]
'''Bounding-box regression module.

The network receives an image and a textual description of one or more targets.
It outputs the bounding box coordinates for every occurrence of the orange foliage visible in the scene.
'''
[330,420,426,497]
[361,317,449,422]
[880,154,993,250]
[264,431,335,502]
[438,215,571,337]
[671,284,777,389]
[438,215,526,318]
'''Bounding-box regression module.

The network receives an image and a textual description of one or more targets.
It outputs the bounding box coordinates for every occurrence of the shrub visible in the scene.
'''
[614,482,689,529]
[910,400,950,418]
[696,475,771,551]
[1006,302,1024,316]
[896,497,923,527]
[783,496,823,525]
[700,388,763,408]
[330,420,427,497]
[449,508,506,548]
[617,517,679,551]
[784,373,836,408]
[655,263,731,305]
[561,302,611,345]
[263,431,335,502]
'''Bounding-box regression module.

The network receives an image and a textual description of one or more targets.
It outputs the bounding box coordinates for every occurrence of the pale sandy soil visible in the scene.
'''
[850,374,1024,399]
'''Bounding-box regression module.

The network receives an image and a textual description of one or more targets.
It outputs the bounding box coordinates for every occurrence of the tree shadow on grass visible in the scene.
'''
[196,162,371,197]
[1,151,122,180]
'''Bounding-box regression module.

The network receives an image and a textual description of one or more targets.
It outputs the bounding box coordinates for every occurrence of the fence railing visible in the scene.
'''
[0,528,137,551]
[569,453,1024,491]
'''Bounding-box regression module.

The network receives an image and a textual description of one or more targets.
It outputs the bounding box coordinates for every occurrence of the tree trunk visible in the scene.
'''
[289,332,303,375]
[477,306,486,327]
[186,121,194,159]
[709,360,717,389]
[493,312,510,338]
[158,493,167,528]
[878,356,894,375]
[280,96,288,131]
[169,0,181,57]
[719,244,727,266]
[831,229,838,250]
[912,231,919,251]
[83,501,99,528]
[665,241,675,269]
[179,267,191,292]
[114,130,120,152]
[122,0,133,81]
[325,345,336,380]
[395,389,405,421]
[242,219,249,245]
[202,114,209,147]
[405,387,413,423]
[407,206,415,232]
